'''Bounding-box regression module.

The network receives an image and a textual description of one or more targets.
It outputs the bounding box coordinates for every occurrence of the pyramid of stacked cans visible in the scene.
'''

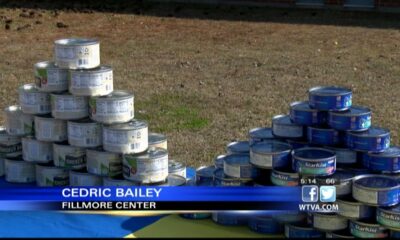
[187,86,400,238]
[0,38,189,188]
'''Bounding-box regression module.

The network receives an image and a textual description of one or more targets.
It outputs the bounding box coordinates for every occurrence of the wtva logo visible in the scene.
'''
[302,185,336,203]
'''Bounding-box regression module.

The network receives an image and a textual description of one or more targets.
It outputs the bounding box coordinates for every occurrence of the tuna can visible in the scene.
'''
[50,93,89,120]
[67,118,102,148]
[54,38,100,69]
[4,153,35,183]
[214,154,226,169]
[69,66,113,96]
[53,142,86,170]
[103,120,148,154]
[248,216,283,234]
[317,169,354,196]
[349,219,389,238]
[308,86,352,111]
[290,101,328,126]
[168,160,186,178]
[34,115,67,142]
[284,223,324,238]
[152,174,186,186]
[307,127,340,146]
[4,105,34,136]
[22,137,52,163]
[326,229,355,238]
[363,147,400,173]
[103,174,137,186]
[348,126,390,152]
[69,169,103,186]
[352,174,399,206]
[248,127,275,146]
[272,211,307,224]
[123,148,168,184]
[223,154,257,179]
[213,168,252,186]
[287,139,309,149]
[377,205,400,230]
[312,213,348,231]
[180,213,211,220]
[326,146,358,165]
[226,141,249,154]
[34,61,68,92]
[292,147,336,176]
[272,115,304,139]
[212,212,248,226]
[328,106,372,131]
[35,163,69,186]
[86,148,122,177]
[148,132,167,150]
[250,140,292,169]
[89,90,134,124]
[18,83,51,114]
[271,168,299,186]
[196,165,216,186]
[0,127,22,154]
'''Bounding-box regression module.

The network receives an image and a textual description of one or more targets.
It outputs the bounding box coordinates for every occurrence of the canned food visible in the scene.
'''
[54,38,100,69]
[4,105,34,136]
[326,229,355,238]
[89,91,134,124]
[213,168,252,186]
[223,154,257,179]
[212,212,249,226]
[123,148,168,184]
[35,115,67,142]
[308,86,352,111]
[35,163,69,186]
[290,101,328,126]
[349,219,389,238]
[168,160,186,178]
[67,118,102,148]
[34,61,68,92]
[326,146,358,165]
[69,66,113,96]
[179,213,211,220]
[352,174,399,206]
[53,142,86,169]
[284,223,324,238]
[86,148,122,177]
[377,205,400,230]
[18,83,51,114]
[317,169,354,196]
[287,139,309,149]
[329,106,372,131]
[250,140,292,169]
[22,137,52,163]
[50,93,89,120]
[196,165,216,186]
[272,211,307,224]
[150,174,186,186]
[307,127,340,146]
[0,127,22,154]
[312,213,348,231]
[214,154,226,169]
[69,169,103,186]
[103,120,148,154]
[248,127,275,146]
[363,147,400,173]
[103,174,137,186]
[248,216,283,234]
[272,115,304,139]
[348,126,390,152]
[148,133,167,150]
[4,153,35,183]
[226,141,249,154]
[292,147,336,176]
[271,168,299,186]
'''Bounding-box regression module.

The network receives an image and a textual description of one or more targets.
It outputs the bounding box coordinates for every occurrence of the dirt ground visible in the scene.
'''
[0,1,399,167]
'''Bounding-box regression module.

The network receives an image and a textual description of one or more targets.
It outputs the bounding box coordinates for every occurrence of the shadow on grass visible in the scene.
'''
[0,0,399,29]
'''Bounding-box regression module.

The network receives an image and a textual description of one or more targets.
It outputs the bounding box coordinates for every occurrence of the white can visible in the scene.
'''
[18,83,51,114]
[103,175,137,186]
[35,164,69,186]
[4,105,34,136]
[69,170,103,186]
[67,118,102,147]
[34,61,69,92]
[122,148,168,184]
[168,160,186,178]
[69,66,113,96]
[53,142,86,170]
[148,132,167,150]
[34,115,67,142]
[0,126,22,155]
[86,148,122,177]
[50,93,89,120]
[89,90,134,124]
[103,120,148,154]
[5,154,36,183]
[54,38,100,69]
[22,137,53,163]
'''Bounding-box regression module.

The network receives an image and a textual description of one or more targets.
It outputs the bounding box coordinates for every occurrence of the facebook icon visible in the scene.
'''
[302,185,318,202]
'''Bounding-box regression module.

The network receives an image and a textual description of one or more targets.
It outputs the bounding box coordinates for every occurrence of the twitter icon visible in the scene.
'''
[320,186,336,202]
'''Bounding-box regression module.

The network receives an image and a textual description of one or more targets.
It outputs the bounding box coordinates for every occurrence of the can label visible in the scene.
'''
[353,185,399,206]
[103,127,148,154]
[313,216,347,231]
[87,151,122,177]
[350,222,388,238]
[308,129,339,146]
[93,98,133,117]
[70,70,113,94]
[250,151,272,168]
[334,149,357,164]
[310,94,352,111]
[329,114,371,131]
[67,122,102,147]
[377,209,400,229]
[293,158,336,176]
[22,140,52,163]
[273,124,303,138]
[55,44,100,69]
[5,161,35,183]
[35,67,68,90]
[19,92,51,114]
[35,118,67,142]
[5,112,34,136]
[54,145,86,169]
[337,201,360,219]
[52,95,88,113]
[0,143,22,155]
[271,171,299,186]
[36,168,69,186]
[123,154,168,183]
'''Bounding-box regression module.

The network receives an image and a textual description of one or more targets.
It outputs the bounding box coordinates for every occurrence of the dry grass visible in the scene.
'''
[0,2,400,167]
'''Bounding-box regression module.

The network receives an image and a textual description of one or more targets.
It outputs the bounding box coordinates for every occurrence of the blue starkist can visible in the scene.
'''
[212,211,249,226]
[328,106,372,131]
[336,196,376,220]
[307,126,340,146]
[223,154,257,179]
[213,168,252,186]
[196,165,216,186]
[377,205,400,230]
[326,146,358,166]
[292,147,336,176]
[226,141,249,154]
[308,86,352,111]
[363,147,400,173]
[348,126,390,152]
[287,139,310,149]
[284,223,324,238]
[326,229,355,238]
[272,115,304,139]
[248,127,275,146]
[270,168,299,187]
[289,101,328,126]
[249,140,292,169]
[349,219,389,238]
[248,216,283,234]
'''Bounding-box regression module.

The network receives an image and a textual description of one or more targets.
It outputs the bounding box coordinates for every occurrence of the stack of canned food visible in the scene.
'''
[184,86,400,238]
[0,38,188,188]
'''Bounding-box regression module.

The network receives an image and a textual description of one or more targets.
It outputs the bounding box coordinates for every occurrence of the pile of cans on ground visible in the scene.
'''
[0,38,188,188]
[185,86,400,238]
